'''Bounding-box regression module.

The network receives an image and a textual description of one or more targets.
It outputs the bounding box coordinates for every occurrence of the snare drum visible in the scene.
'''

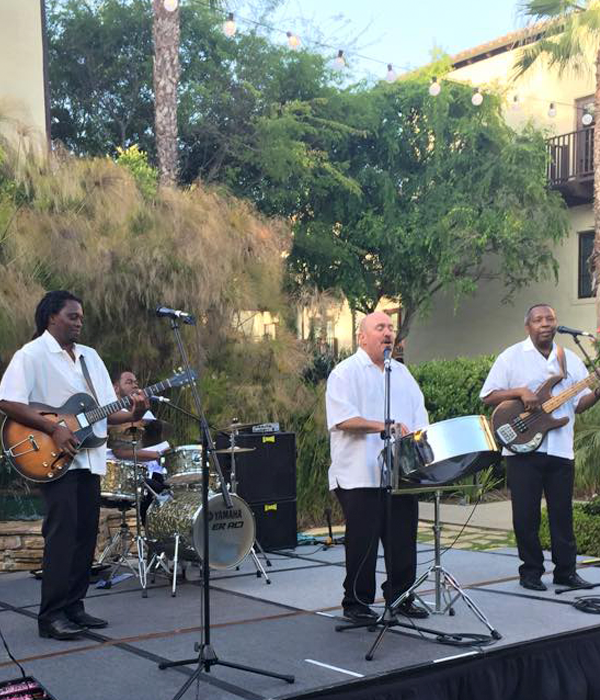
[145,490,255,569]
[100,460,137,501]
[162,445,202,485]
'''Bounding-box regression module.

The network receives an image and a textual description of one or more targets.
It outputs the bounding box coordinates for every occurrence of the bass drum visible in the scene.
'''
[393,415,500,487]
[145,490,255,569]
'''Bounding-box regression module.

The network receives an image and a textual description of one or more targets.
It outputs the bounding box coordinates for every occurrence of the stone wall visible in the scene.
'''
[0,508,138,571]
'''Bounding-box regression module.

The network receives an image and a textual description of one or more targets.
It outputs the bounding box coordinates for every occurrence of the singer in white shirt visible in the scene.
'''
[326,311,429,622]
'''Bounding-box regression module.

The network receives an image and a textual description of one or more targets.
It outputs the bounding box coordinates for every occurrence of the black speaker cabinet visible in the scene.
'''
[250,499,297,550]
[215,431,296,504]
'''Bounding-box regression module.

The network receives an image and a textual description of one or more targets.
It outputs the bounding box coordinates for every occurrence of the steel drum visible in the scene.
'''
[392,415,500,488]
[145,490,255,569]
[100,460,137,501]
[162,445,203,485]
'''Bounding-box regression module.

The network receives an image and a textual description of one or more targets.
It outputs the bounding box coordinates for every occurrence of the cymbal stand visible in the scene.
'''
[157,315,294,697]
[228,427,271,583]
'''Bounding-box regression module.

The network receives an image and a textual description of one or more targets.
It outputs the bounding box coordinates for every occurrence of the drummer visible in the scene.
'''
[325,311,429,623]
[108,371,171,523]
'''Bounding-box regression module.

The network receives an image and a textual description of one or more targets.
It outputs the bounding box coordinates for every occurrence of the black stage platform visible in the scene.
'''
[0,542,599,700]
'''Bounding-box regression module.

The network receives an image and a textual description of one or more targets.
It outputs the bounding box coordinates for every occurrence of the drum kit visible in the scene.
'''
[98,421,268,594]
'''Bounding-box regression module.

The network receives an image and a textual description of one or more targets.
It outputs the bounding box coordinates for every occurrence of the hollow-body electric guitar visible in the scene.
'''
[491,372,598,453]
[1,369,196,483]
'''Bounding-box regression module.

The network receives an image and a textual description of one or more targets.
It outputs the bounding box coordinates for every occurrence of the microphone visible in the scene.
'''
[383,346,392,369]
[556,325,595,339]
[150,396,171,403]
[155,305,196,325]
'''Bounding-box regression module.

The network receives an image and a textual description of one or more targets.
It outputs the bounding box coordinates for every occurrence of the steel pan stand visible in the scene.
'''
[228,427,271,583]
[394,484,502,634]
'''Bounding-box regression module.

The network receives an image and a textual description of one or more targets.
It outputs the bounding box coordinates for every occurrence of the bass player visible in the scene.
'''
[480,303,598,591]
[0,290,147,640]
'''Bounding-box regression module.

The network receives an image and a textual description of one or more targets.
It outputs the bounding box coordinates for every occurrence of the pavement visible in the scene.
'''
[305,498,517,552]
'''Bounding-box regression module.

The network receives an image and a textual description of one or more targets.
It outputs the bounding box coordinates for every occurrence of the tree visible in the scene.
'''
[514,0,600,332]
[152,0,180,186]
[288,74,569,337]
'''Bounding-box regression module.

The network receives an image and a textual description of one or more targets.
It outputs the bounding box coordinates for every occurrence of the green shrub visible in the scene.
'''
[408,355,496,423]
[540,501,600,557]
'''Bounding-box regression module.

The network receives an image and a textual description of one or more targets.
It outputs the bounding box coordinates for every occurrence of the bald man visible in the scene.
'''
[326,312,429,622]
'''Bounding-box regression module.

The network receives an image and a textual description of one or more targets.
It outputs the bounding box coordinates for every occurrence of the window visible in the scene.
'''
[578,230,594,299]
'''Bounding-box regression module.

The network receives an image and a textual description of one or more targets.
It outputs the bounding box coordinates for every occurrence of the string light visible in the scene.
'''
[163,0,178,10]
[385,64,398,83]
[547,102,557,118]
[429,77,441,97]
[286,31,301,50]
[223,12,236,37]
[330,49,346,72]
[471,88,483,106]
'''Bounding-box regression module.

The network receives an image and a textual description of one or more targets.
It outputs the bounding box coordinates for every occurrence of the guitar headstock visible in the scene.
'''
[168,368,198,389]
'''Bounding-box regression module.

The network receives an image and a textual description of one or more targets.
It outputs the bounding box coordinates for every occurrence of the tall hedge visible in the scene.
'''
[409,355,496,423]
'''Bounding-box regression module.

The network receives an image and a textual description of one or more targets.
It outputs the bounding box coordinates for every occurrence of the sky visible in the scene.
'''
[259,0,524,80]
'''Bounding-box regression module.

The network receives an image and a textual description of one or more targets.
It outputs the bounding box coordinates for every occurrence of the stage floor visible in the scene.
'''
[0,541,599,700]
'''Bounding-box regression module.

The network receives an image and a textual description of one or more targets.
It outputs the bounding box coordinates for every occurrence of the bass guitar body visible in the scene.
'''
[1,393,106,483]
[491,375,568,453]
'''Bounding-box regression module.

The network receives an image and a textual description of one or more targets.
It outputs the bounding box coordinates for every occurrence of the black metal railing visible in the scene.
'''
[547,129,594,186]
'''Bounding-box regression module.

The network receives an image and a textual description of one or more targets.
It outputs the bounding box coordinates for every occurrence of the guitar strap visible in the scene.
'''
[555,344,567,380]
[79,355,100,404]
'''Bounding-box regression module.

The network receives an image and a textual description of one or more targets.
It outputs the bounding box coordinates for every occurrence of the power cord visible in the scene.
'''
[573,596,600,614]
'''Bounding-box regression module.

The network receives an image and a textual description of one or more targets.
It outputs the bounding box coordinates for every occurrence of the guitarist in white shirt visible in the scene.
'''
[0,291,147,640]
[480,303,599,592]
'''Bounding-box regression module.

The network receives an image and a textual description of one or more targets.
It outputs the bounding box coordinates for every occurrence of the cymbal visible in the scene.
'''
[219,422,256,433]
[213,446,256,454]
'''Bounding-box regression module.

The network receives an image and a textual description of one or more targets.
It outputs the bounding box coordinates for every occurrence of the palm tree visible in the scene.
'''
[152,0,180,187]
[514,1,600,331]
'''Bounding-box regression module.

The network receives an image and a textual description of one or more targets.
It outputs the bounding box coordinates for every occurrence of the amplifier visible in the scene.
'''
[250,499,297,550]
[215,431,296,504]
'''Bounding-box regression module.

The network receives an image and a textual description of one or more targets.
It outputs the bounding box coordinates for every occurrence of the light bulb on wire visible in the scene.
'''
[330,49,346,72]
[163,0,178,10]
[223,12,236,37]
[286,31,301,50]
[429,77,441,97]
[471,88,483,106]
[547,102,557,118]
[385,64,398,83]
[510,94,520,112]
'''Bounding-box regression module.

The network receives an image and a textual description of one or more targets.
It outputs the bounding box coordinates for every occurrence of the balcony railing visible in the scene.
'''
[547,129,594,203]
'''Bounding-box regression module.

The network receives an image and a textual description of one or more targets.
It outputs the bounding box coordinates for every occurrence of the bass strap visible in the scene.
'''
[555,344,567,380]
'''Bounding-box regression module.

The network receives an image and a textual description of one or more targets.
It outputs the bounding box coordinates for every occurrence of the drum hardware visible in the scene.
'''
[225,425,272,583]
[156,312,294,696]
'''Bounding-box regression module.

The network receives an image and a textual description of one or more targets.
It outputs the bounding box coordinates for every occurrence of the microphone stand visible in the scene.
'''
[570,334,600,386]
[157,317,294,698]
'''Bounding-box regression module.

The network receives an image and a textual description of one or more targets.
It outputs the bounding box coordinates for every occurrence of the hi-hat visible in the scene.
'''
[213,446,256,454]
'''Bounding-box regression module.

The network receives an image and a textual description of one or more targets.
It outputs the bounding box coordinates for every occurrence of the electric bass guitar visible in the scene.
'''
[1,369,196,483]
[491,372,598,453]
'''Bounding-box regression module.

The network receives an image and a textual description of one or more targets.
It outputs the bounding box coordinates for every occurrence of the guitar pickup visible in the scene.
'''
[496,424,517,445]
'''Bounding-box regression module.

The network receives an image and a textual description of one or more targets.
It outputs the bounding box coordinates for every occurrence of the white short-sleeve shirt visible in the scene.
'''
[326,348,429,490]
[0,330,118,475]
[480,337,591,459]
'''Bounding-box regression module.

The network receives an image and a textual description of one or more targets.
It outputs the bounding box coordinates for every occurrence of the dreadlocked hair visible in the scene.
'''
[33,290,83,339]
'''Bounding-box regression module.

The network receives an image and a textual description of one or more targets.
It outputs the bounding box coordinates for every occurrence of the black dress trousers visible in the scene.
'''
[335,487,418,610]
[506,452,577,580]
[38,469,101,622]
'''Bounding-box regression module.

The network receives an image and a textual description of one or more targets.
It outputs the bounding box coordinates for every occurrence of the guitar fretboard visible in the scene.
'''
[542,373,600,413]
[84,379,175,424]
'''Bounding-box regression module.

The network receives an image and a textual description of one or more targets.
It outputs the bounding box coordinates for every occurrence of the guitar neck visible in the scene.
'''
[82,379,174,425]
[543,373,599,413]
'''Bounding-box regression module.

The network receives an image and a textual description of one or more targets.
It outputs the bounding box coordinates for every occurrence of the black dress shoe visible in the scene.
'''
[66,611,108,629]
[395,599,429,619]
[342,606,379,623]
[553,572,592,588]
[519,576,547,591]
[38,618,84,640]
